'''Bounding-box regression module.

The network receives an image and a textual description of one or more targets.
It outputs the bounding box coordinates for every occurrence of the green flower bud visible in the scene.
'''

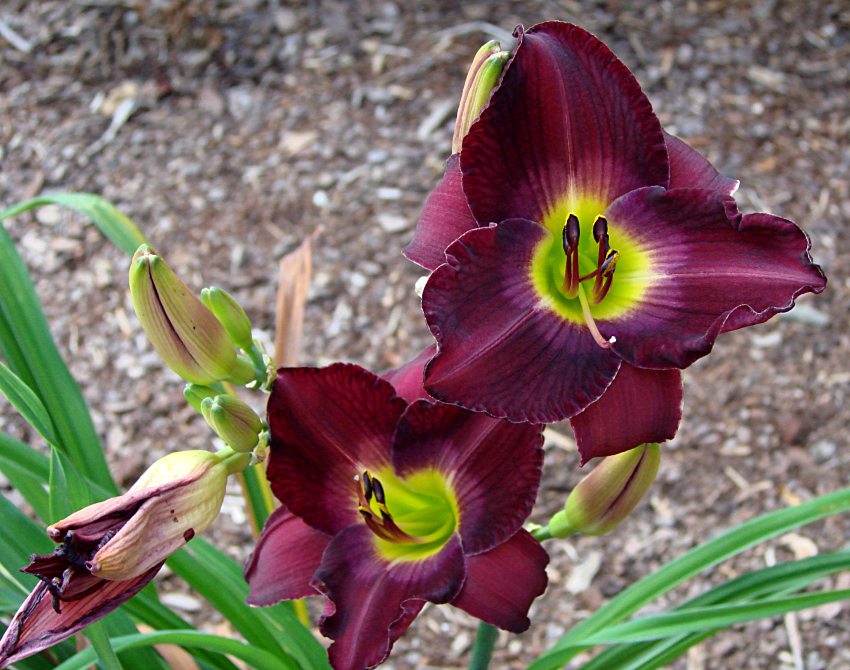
[48,450,230,582]
[452,41,510,153]
[200,394,263,453]
[184,383,219,413]
[129,245,236,385]
[201,287,254,350]
[563,443,660,536]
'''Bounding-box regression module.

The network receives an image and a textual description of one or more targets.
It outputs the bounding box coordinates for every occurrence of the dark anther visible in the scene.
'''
[362,470,373,502]
[358,507,373,520]
[49,578,62,614]
[563,214,580,252]
[371,477,386,506]
[592,216,608,242]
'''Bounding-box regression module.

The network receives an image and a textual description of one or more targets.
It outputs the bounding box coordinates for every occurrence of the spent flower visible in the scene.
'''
[0,449,247,669]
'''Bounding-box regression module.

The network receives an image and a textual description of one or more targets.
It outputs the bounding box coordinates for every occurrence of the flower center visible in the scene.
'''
[529,203,653,339]
[356,469,458,562]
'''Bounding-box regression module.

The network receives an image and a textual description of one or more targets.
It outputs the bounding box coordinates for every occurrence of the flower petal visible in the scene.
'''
[664,130,739,195]
[462,22,668,226]
[0,564,161,669]
[602,187,826,369]
[422,219,622,423]
[267,364,407,535]
[569,363,683,463]
[313,525,465,670]
[393,401,544,556]
[403,154,479,271]
[244,506,331,607]
[451,529,549,633]
[379,343,438,404]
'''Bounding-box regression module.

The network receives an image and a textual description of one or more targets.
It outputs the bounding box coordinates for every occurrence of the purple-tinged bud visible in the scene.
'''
[563,443,660,536]
[129,245,237,385]
[452,41,510,153]
[201,287,254,350]
[200,395,263,453]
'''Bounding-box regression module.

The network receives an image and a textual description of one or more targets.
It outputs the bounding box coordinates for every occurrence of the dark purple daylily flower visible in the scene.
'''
[404,22,826,460]
[244,356,548,670]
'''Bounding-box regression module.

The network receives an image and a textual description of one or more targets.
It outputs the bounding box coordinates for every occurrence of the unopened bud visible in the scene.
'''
[200,395,263,453]
[184,383,218,413]
[129,245,236,385]
[452,41,510,152]
[201,287,254,350]
[563,443,660,536]
[48,450,231,582]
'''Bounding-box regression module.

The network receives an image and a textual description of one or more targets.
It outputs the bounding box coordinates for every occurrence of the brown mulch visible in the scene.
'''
[1,1,849,669]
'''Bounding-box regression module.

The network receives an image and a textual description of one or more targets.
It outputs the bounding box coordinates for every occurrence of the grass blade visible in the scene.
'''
[531,487,850,670]
[0,193,148,257]
[51,630,299,670]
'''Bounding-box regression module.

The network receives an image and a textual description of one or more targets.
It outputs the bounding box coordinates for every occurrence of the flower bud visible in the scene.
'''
[129,245,237,385]
[184,383,218,413]
[452,41,510,152]
[200,395,264,453]
[563,443,660,536]
[201,287,254,350]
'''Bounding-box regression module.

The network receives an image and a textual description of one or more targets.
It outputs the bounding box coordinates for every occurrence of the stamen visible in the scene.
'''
[561,214,581,299]
[592,215,608,242]
[371,477,386,506]
[362,471,373,502]
[577,285,615,349]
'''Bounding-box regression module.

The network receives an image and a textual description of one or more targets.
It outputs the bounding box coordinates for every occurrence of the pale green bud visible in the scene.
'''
[129,245,236,385]
[452,42,510,153]
[184,383,218,413]
[563,443,660,536]
[201,287,254,350]
[48,450,230,581]
[200,394,263,453]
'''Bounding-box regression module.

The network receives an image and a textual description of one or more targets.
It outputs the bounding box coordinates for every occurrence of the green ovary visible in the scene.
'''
[530,200,653,323]
[373,468,459,562]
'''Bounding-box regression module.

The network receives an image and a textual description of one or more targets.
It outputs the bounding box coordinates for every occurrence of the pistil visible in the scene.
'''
[577,285,616,349]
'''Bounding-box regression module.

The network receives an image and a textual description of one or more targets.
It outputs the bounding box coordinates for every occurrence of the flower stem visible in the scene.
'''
[468,621,498,670]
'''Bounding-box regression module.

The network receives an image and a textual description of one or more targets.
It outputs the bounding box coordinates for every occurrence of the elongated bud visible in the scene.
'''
[129,245,236,385]
[452,42,510,152]
[200,395,263,453]
[201,287,254,350]
[563,443,660,536]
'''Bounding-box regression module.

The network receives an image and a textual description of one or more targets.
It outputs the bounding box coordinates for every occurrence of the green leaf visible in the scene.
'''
[531,487,850,670]
[0,432,51,521]
[49,446,92,523]
[580,589,850,645]
[83,620,124,670]
[0,359,56,445]
[577,550,850,670]
[51,630,299,670]
[0,193,148,257]
[0,218,115,494]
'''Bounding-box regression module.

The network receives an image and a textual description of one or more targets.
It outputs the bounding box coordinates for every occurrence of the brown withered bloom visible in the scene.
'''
[0,449,246,669]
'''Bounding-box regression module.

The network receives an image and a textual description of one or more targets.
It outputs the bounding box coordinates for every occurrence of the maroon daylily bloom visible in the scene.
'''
[244,358,548,670]
[404,22,825,459]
